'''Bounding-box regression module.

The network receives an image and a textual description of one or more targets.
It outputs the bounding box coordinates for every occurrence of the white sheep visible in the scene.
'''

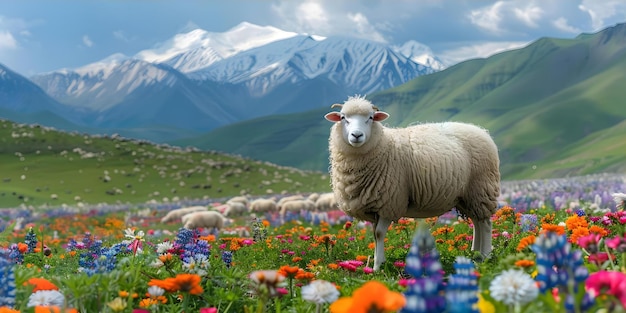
[279,199,316,223]
[160,206,207,223]
[324,95,500,271]
[314,192,338,212]
[183,210,225,230]
[223,201,248,217]
[249,198,277,213]
[228,196,249,207]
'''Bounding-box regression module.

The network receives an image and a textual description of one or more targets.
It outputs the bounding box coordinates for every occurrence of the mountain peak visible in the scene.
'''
[393,40,447,70]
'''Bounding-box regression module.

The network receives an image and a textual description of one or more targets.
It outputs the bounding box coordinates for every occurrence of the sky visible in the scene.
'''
[1,0,625,77]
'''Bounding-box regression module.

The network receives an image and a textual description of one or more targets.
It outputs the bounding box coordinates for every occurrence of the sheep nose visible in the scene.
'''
[351,131,363,139]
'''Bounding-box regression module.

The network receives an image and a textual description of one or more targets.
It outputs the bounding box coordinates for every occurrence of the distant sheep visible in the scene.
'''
[161,206,207,223]
[223,201,248,217]
[183,211,225,230]
[307,193,320,203]
[250,198,277,213]
[325,95,500,271]
[279,199,316,222]
[228,196,249,207]
[314,192,337,212]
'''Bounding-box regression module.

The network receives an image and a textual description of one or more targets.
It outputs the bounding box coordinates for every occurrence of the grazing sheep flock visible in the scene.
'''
[183,210,225,230]
[160,205,207,223]
[325,95,501,271]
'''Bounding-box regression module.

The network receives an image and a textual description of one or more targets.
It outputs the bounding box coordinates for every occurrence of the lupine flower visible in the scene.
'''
[222,251,233,268]
[488,269,538,306]
[24,227,38,253]
[301,279,340,304]
[400,221,445,313]
[445,256,479,313]
[519,214,538,232]
[0,250,16,307]
[330,281,405,313]
[532,231,594,311]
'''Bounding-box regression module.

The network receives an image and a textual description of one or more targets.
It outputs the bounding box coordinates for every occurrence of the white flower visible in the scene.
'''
[156,241,174,254]
[27,290,65,307]
[489,269,539,306]
[301,280,340,304]
[147,286,165,297]
[124,228,145,241]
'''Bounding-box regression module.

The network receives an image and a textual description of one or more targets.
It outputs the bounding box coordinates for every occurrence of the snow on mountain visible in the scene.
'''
[31,58,181,111]
[135,22,299,73]
[190,35,435,96]
[393,40,447,71]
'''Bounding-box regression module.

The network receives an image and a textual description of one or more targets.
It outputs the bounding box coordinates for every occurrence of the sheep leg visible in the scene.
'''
[373,216,392,271]
[472,218,492,260]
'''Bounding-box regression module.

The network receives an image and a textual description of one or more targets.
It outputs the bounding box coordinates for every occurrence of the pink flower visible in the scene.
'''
[586,271,626,308]
[605,236,623,249]
[299,235,311,241]
[133,310,151,313]
[577,233,601,251]
[362,267,373,274]
[398,278,416,288]
[200,308,218,313]
[242,239,254,246]
[393,261,406,268]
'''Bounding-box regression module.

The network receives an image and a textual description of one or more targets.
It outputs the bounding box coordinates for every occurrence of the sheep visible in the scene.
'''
[249,198,277,214]
[183,210,225,230]
[279,199,316,223]
[307,192,320,203]
[223,201,248,217]
[324,95,500,271]
[314,192,338,212]
[160,206,207,223]
[228,195,249,207]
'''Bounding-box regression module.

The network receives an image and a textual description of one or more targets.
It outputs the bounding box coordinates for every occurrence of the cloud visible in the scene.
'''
[553,17,581,33]
[579,0,626,31]
[271,0,387,42]
[513,4,544,28]
[113,30,130,42]
[82,35,93,47]
[468,1,506,34]
[0,30,17,50]
[438,41,531,65]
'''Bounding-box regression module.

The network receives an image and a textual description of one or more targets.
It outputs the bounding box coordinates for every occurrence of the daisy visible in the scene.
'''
[156,241,174,255]
[27,290,65,307]
[301,280,340,304]
[489,269,539,306]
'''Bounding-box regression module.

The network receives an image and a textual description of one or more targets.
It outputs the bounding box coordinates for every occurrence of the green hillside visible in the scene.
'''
[179,23,626,180]
[0,119,330,208]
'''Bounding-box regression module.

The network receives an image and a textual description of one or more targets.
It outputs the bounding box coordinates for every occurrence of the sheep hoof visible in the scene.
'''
[471,250,487,263]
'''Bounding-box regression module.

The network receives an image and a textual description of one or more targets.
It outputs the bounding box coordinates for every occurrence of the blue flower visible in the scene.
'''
[0,249,16,307]
[445,256,479,313]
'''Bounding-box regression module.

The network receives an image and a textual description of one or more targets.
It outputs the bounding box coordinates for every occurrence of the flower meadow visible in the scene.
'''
[0,174,625,313]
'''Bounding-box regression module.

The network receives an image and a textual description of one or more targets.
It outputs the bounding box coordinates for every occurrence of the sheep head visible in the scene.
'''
[324,96,389,148]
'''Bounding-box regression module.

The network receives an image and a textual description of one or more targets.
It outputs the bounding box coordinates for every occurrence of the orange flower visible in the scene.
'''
[565,215,588,231]
[139,298,160,308]
[295,271,316,281]
[25,277,59,292]
[159,253,173,263]
[17,242,28,253]
[540,224,565,235]
[330,281,405,313]
[0,307,19,313]
[589,225,608,236]
[149,274,204,295]
[570,227,590,244]
[328,263,339,270]
[118,290,129,298]
[514,259,535,267]
[292,256,303,263]
[516,235,536,252]
[34,306,78,313]
[355,255,369,262]
[262,220,270,227]
[278,265,301,279]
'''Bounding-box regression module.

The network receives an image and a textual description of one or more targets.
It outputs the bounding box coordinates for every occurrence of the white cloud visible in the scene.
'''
[513,4,544,28]
[113,30,130,42]
[0,30,17,49]
[579,0,626,31]
[553,17,581,33]
[439,41,531,65]
[271,0,387,42]
[468,1,506,34]
[82,35,93,47]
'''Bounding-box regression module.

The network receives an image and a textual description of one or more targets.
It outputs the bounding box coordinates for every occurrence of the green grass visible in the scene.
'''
[0,119,331,208]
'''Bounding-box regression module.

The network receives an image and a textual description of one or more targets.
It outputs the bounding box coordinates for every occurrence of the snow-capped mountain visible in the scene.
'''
[25,22,443,141]
[393,40,447,71]
[135,22,299,73]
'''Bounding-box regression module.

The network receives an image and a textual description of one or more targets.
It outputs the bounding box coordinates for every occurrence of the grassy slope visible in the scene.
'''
[179,25,626,180]
[0,119,331,208]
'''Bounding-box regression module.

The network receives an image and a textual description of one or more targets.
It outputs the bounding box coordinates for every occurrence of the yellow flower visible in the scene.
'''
[477,294,495,313]
[107,297,127,312]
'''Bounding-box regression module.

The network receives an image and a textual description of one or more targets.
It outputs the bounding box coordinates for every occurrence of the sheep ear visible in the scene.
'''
[373,111,389,122]
[325,112,342,122]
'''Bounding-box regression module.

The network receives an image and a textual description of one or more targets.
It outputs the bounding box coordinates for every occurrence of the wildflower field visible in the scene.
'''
[1,173,626,313]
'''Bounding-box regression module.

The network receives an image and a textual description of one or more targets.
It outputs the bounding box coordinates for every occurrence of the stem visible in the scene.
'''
[603,242,618,271]
[315,303,322,313]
